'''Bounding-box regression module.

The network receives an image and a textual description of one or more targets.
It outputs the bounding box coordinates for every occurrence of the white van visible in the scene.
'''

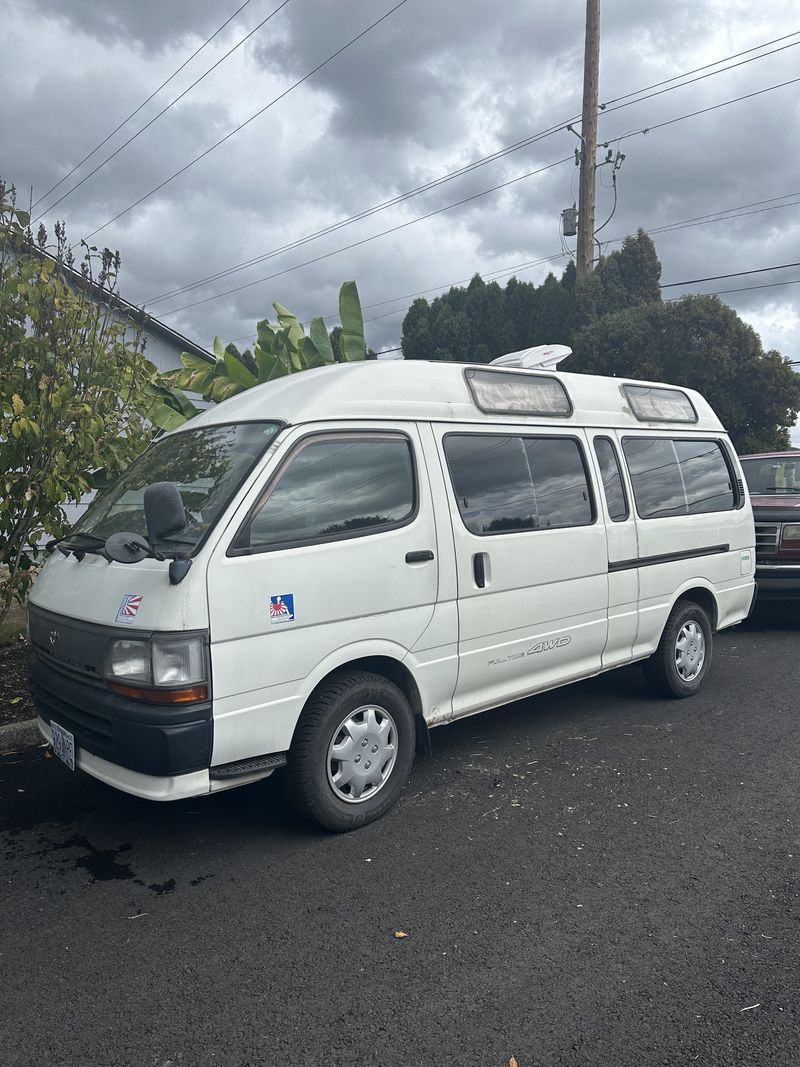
[29,358,756,830]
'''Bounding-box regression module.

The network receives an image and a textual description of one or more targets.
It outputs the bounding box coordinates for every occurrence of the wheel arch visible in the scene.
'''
[298,653,431,756]
[673,583,719,631]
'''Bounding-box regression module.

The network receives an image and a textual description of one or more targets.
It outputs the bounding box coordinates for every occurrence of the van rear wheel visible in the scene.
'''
[643,599,713,699]
[287,670,415,832]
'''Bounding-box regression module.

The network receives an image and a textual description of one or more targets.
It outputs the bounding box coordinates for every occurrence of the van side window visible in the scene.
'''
[593,437,629,521]
[443,434,593,535]
[241,435,415,551]
[622,437,736,518]
[674,440,736,513]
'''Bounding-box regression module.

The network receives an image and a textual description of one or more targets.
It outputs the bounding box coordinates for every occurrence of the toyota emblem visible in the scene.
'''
[49,629,60,646]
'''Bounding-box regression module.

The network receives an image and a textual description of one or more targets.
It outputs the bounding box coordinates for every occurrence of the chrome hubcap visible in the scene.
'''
[675,620,706,681]
[327,704,397,804]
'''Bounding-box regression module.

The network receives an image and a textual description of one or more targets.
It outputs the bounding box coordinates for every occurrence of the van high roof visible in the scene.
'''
[187,359,724,433]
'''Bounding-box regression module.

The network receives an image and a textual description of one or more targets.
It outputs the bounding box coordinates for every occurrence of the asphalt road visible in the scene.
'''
[2,611,799,1067]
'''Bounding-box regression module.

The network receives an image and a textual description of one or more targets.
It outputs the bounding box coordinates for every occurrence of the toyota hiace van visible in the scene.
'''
[29,356,756,830]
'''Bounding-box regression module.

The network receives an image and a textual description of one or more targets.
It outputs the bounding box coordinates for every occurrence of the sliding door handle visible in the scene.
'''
[473,552,487,588]
[405,550,434,564]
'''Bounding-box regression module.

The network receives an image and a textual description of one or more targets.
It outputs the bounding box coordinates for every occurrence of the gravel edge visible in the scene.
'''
[0,717,44,754]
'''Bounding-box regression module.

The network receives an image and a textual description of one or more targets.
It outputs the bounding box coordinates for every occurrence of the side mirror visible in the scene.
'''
[144,481,186,543]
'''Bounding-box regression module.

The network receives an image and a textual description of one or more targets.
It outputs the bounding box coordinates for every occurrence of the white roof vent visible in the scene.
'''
[490,344,572,370]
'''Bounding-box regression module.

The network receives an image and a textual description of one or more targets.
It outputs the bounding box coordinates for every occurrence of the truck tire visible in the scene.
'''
[643,599,713,699]
[287,670,416,832]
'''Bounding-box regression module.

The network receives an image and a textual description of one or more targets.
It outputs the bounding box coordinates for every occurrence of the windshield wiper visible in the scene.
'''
[155,535,199,547]
[760,487,800,493]
[47,532,110,558]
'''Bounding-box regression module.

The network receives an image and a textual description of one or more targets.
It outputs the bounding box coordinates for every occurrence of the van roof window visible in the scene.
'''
[465,368,572,417]
[624,384,697,424]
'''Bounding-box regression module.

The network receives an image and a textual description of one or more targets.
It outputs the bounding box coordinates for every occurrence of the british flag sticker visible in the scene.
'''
[269,594,295,625]
[116,593,143,625]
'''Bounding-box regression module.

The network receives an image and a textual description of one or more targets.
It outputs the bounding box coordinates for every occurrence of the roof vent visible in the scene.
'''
[490,344,572,370]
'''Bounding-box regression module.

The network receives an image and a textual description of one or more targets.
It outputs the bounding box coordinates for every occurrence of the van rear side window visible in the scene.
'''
[622,437,736,518]
[593,437,629,521]
[443,434,594,535]
[239,434,415,552]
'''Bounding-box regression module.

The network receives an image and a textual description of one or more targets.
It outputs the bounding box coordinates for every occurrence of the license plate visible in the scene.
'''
[51,721,75,771]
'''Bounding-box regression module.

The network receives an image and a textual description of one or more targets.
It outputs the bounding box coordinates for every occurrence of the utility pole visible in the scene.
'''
[576,0,600,275]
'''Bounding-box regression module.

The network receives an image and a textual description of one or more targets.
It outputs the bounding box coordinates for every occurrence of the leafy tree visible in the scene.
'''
[567,294,800,452]
[0,180,160,624]
[164,281,368,411]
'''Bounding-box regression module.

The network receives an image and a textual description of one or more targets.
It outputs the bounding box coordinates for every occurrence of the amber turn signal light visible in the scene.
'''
[109,682,208,704]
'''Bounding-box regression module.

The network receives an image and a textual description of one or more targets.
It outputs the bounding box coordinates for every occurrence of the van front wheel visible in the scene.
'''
[643,600,713,699]
[287,670,416,832]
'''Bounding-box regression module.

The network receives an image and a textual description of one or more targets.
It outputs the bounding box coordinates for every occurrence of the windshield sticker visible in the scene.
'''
[116,593,143,625]
[270,594,295,625]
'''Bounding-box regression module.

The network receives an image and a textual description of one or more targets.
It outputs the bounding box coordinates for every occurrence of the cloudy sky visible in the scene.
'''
[2,0,799,437]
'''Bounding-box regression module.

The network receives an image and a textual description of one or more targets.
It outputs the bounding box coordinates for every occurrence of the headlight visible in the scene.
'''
[106,636,207,703]
[782,524,800,546]
[107,640,152,684]
[151,638,206,685]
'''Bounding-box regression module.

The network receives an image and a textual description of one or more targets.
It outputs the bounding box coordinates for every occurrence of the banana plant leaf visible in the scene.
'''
[339,280,366,362]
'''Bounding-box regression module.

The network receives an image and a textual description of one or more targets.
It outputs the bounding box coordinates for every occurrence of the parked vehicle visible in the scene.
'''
[739,450,800,601]
[29,357,756,830]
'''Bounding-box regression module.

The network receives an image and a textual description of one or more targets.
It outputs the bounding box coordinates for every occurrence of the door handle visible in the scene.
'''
[473,552,487,588]
[405,550,434,564]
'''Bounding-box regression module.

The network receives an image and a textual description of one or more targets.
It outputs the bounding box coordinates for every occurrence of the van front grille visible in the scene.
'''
[755,522,780,555]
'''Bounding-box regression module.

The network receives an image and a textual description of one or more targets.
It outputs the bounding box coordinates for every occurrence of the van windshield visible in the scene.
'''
[740,456,800,494]
[71,421,281,552]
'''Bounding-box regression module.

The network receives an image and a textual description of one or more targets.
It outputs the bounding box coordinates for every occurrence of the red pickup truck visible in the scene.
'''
[739,450,800,601]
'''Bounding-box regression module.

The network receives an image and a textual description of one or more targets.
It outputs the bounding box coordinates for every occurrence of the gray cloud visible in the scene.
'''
[2,0,798,387]
[25,0,232,51]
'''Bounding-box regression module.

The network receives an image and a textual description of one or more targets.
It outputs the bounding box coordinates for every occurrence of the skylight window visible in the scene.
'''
[465,368,572,417]
[624,384,697,423]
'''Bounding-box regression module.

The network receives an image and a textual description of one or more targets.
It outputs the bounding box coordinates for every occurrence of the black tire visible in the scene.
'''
[642,599,713,699]
[286,670,416,832]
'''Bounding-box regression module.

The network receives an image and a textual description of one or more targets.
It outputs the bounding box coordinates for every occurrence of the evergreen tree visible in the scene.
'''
[401,298,432,360]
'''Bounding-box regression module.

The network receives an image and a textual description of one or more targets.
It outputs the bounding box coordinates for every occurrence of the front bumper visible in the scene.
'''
[30,651,213,777]
[37,718,212,800]
[754,562,800,601]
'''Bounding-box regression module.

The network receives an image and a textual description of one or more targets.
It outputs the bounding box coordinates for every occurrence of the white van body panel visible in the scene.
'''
[30,549,210,632]
[430,422,610,718]
[582,433,640,667]
[205,421,453,766]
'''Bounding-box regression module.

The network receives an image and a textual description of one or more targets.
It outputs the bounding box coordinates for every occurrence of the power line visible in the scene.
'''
[608,74,800,145]
[35,0,291,222]
[352,197,800,313]
[78,0,411,245]
[157,156,575,315]
[221,193,800,342]
[32,0,254,211]
[594,40,800,130]
[156,74,800,318]
[341,199,800,324]
[597,29,800,110]
[685,277,800,297]
[646,193,800,235]
[145,33,800,306]
[661,261,800,289]
[145,121,574,306]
